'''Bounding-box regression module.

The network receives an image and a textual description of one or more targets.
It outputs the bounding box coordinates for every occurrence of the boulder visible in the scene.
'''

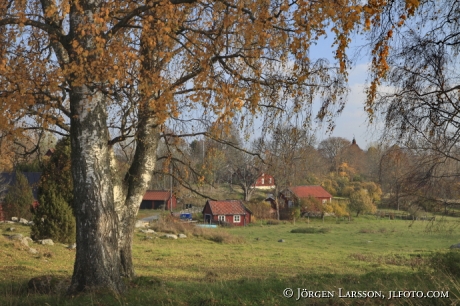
[38,239,54,246]
[7,234,30,247]
[450,243,460,249]
[11,217,18,222]
[278,239,285,243]
[8,233,24,241]
[67,243,76,250]
[140,229,155,234]
[163,234,178,239]
[178,234,187,238]
[19,218,29,225]
[6,227,15,231]
[135,220,148,228]
[29,248,38,254]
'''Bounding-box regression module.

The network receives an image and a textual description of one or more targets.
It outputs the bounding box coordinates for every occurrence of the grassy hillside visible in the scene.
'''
[1,215,459,305]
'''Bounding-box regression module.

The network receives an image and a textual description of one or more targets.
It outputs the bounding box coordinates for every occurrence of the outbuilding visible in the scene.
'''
[141,190,177,210]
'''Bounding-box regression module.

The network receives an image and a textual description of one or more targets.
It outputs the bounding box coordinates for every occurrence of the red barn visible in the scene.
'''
[202,200,252,226]
[141,190,177,210]
[279,185,332,209]
[252,173,275,189]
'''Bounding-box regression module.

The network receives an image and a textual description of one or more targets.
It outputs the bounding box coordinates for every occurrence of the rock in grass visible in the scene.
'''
[278,239,285,243]
[164,234,178,239]
[29,248,38,254]
[8,234,23,240]
[135,220,148,228]
[38,239,54,245]
[140,229,155,234]
[178,234,187,238]
[450,243,460,249]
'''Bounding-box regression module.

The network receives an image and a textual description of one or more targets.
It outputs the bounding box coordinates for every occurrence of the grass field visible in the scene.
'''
[1,214,460,305]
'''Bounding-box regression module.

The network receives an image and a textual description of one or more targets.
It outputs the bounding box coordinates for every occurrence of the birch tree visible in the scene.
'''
[0,0,386,294]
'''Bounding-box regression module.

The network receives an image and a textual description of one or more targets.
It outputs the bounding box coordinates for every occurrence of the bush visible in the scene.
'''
[291,227,330,234]
[2,171,35,220]
[430,251,460,276]
[31,138,75,243]
[31,185,76,243]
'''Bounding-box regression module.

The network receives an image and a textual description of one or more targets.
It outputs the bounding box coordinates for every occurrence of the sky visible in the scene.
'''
[315,62,382,150]
[310,32,384,150]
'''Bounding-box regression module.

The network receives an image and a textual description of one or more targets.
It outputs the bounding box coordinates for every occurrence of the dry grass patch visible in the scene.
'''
[349,252,427,268]
[148,221,245,244]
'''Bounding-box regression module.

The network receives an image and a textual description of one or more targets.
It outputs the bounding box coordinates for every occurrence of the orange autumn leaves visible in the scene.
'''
[0,0,420,133]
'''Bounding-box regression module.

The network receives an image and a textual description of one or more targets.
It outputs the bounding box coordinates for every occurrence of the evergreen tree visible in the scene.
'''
[31,185,75,243]
[31,138,75,243]
[2,171,35,220]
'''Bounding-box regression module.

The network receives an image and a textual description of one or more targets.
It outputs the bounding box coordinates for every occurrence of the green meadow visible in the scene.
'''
[1,215,460,305]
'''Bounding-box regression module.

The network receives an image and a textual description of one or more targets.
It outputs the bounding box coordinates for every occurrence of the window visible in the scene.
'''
[233,215,241,223]
[218,215,225,222]
[288,201,293,208]
[261,178,264,184]
[269,178,272,184]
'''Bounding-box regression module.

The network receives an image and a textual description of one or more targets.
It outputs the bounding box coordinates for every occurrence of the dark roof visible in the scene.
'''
[143,190,174,201]
[205,200,251,215]
[288,186,332,199]
[0,172,41,200]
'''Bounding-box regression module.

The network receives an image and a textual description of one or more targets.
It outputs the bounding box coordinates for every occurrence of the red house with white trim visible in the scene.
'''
[252,173,275,189]
[141,190,177,210]
[202,200,252,226]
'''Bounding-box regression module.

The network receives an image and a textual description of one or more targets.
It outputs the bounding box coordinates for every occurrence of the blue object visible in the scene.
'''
[180,213,192,221]
[196,224,218,228]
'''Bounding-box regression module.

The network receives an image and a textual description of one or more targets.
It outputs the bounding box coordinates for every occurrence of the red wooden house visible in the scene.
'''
[252,173,275,189]
[202,200,252,226]
[141,190,177,210]
[279,185,332,209]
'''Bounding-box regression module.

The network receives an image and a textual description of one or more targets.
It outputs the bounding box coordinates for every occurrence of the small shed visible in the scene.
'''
[141,190,177,210]
[202,200,252,226]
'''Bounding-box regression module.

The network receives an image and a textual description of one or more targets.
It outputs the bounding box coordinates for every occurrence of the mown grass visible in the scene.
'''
[1,214,460,305]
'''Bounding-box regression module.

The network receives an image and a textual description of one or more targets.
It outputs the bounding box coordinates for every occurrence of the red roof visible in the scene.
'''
[205,200,250,215]
[289,186,332,199]
[143,190,174,201]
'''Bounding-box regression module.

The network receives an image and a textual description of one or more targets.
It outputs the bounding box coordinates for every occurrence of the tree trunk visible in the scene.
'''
[116,117,160,278]
[68,88,123,294]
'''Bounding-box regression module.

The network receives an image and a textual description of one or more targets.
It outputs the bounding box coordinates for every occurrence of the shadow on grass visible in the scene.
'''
[1,270,458,306]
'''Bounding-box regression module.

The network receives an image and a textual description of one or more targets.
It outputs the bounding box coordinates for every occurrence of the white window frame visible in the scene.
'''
[218,215,225,222]
[233,215,241,223]
[261,178,264,184]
